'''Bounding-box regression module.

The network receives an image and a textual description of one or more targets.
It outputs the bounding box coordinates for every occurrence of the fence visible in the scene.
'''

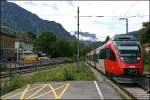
[0,57,67,78]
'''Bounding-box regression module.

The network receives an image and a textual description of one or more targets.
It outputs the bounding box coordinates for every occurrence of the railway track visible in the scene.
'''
[122,84,150,100]
[0,58,67,79]
[0,63,63,79]
[107,75,150,100]
[88,64,150,100]
[107,74,150,100]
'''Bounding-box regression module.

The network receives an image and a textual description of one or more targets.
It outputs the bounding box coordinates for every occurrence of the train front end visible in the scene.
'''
[112,35,144,83]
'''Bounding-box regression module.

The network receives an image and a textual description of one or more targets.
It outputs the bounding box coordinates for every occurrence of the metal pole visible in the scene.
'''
[120,16,136,34]
[17,49,18,60]
[23,48,24,59]
[126,18,128,34]
[77,6,79,67]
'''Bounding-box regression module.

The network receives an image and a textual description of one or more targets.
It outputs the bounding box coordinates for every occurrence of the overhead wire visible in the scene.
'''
[24,1,146,37]
[106,1,139,34]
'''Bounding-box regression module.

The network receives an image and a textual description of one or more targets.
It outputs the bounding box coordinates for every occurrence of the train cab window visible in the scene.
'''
[108,48,117,61]
[99,48,107,59]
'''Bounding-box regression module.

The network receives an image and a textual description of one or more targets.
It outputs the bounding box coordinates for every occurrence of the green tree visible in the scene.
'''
[105,35,110,43]
[23,32,36,40]
[52,39,74,57]
[139,22,150,71]
[139,22,150,44]
[68,40,77,55]
[79,44,89,57]
[34,32,57,56]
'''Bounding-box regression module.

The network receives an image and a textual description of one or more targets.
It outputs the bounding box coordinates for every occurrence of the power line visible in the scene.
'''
[123,1,138,17]
[107,1,139,33]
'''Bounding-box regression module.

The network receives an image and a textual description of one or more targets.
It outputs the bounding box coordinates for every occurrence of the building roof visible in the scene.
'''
[0,27,16,38]
[1,26,33,43]
[19,50,36,54]
[16,34,33,43]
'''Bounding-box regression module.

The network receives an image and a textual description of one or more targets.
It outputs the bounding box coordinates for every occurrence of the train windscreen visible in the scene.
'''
[117,45,141,64]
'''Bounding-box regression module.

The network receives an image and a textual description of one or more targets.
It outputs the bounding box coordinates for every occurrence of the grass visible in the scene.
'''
[0,74,27,95]
[29,62,96,83]
[0,62,96,94]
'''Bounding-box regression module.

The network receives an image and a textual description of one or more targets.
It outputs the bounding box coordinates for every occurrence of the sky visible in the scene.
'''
[9,0,149,41]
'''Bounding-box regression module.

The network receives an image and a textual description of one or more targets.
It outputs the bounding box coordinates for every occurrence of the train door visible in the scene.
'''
[105,48,118,74]
[95,54,99,69]
[98,49,106,73]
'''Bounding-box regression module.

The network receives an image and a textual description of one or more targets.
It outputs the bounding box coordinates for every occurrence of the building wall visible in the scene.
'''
[0,33,15,48]
[0,33,16,60]
[144,43,150,57]
[15,41,33,60]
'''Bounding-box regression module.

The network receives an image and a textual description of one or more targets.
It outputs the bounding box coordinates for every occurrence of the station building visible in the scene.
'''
[15,34,34,60]
[0,30,16,60]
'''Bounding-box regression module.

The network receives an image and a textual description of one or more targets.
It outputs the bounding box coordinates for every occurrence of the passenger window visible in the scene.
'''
[94,54,98,62]
[99,49,104,59]
[99,48,107,59]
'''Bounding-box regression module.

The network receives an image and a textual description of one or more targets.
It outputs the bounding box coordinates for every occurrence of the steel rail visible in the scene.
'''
[87,63,150,99]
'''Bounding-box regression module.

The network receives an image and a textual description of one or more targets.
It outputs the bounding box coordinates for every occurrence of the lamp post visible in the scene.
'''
[119,16,136,34]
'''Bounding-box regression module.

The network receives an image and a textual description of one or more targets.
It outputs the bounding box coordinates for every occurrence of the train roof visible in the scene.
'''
[87,34,141,55]
[112,34,137,41]
[111,34,140,46]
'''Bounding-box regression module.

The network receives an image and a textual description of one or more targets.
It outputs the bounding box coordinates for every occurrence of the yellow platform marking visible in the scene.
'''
[32,84,66,99]
[1,84,43,99]
[26,84,47,99]
[57,83,70,99]
[20,84,30,100]
[1,83,70,100]
[48,83,70,99]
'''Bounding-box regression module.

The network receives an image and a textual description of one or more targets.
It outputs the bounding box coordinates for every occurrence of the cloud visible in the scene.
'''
[74,31,96,38]
[8,1,149,41]
[24,1,38,6]
[67,0,75,6]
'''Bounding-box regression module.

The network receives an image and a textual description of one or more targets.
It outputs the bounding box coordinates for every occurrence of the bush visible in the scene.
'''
[1,73,26,94]
[64,68,75,81]
[79,56,86,61]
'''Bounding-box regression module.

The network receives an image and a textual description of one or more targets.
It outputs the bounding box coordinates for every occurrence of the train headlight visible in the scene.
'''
[121,57,124,60]
[137,57,140,60]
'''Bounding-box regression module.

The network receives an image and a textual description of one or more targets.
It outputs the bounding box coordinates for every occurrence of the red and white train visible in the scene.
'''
[86,34,144,83]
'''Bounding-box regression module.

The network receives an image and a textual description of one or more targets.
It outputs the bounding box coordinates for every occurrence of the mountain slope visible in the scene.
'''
[1,1,73,39]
